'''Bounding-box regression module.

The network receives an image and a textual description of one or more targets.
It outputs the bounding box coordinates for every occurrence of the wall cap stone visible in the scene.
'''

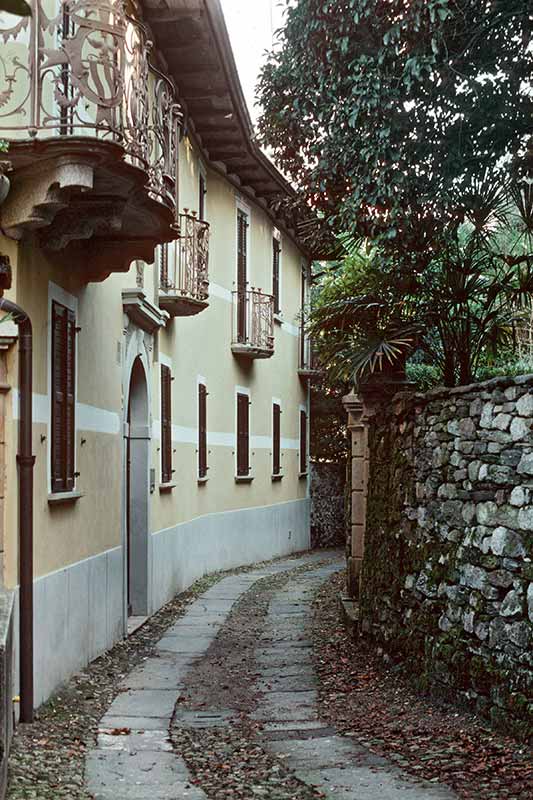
[384,374,533,414]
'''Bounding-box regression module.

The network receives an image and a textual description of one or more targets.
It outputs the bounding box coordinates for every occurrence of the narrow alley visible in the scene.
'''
[7,551,530,800]
[86,551,455,799]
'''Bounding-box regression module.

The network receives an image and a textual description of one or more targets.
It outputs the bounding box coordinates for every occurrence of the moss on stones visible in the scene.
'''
[358,379,533,741]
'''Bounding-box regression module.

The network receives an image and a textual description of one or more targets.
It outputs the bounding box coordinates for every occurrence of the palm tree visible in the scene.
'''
[308,175,533,388]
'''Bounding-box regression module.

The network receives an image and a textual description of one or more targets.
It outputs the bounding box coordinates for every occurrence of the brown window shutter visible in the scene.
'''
[237,393,249,476]
[300,409,307,474]
[51,302,67,492]
[160,244,168,288]
[272,238,280,314]
[65,308,76,491]
[273,403,281,475]
[198,384,207,478]
[161,366,172,483]
[300,271,306,367]
[51,302,76,493]
[199,174,206,220]
[237,211,248,342]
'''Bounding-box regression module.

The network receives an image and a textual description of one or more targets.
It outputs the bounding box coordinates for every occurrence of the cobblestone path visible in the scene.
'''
[85,552,457,799]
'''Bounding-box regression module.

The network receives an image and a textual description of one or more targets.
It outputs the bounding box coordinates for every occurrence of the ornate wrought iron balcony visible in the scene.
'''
[0,1,181,281]
[159,213,210,317]
[231,288,275,359]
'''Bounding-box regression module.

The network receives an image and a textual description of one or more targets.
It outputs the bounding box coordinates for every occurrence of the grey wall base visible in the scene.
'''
[12,498,310,709]
[0,590,14,800]
[12,547,124,708]
[151,498,311,612]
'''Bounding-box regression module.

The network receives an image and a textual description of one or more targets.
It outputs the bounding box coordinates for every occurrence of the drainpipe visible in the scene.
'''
[0,296,34,723]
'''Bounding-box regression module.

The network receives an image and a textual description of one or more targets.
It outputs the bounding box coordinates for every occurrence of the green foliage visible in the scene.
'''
[475,353,533,382]
[308,179,533,388]
[405,362,441,392]
[258,0,532,246]
[308,240,420,384]
[310,384,349,464]
[261,0,533,388]
[0,0,31,14]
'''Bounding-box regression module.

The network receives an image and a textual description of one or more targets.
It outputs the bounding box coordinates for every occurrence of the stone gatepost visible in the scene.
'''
[342,392,375,599]
[343,376,408,600]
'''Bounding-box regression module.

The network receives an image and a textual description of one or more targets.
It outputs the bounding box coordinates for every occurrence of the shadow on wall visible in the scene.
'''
[310,460,347,549]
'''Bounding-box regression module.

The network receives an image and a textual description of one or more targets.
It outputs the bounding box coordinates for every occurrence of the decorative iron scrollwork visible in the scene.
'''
[160,213,210,301]
[232,287,274,353]
[0,0,181,214]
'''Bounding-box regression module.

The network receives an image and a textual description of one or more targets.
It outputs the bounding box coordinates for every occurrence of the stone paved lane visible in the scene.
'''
[255,567,457,800]
[86,552,457,799]
[85,552,331,800]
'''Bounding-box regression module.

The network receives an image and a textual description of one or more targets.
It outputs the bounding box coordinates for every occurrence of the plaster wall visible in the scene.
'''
[0,114,310,706]
[10,497,309,707]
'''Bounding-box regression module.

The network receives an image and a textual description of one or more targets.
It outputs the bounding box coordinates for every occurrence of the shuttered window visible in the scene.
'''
[237,210,248,342]
[199,173,206,220]
[198,383,208,479]
[51,301,76,493]
[161,366,172,484]
[273,403,281,476]
[272,237,281,314]
[160,244,169,288]
[236,392,250,476]
[300,270,306,368]
[299,409,308,474]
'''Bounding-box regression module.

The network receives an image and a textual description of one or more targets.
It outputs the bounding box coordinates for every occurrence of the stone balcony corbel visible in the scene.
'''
[122,289,169,335]
[0,319,19,352]
[0,140,177,283]
[0,155,95,240]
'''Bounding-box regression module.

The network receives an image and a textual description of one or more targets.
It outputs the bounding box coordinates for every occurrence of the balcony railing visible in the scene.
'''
[159,213,210,317]
[232,288,274,359]
[298,328,322,379]
[0,1,180,208]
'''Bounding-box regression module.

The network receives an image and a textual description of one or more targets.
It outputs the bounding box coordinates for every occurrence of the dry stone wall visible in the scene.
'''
[310,461,347,548]
[362,376,533,739]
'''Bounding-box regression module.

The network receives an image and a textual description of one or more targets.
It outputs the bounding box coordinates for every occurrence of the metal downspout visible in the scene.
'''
[0,297,34,723]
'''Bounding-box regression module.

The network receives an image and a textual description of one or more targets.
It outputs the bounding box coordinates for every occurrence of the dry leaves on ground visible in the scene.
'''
[311,570,532,800]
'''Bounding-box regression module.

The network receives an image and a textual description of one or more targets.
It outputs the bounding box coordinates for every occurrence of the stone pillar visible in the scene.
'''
[342,392,374,599]
[343,375,411,600]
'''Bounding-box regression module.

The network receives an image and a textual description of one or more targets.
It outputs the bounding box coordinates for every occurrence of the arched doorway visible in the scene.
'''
[126,356,150,616]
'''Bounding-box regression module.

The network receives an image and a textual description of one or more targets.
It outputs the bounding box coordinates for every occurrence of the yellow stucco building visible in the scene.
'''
[0,0,317,707]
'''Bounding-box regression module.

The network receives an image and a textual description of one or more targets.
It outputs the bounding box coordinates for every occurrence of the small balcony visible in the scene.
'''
[159,213,210,317]
[231,288,275,359]
[298,329,323,380]
[0,1,181,281]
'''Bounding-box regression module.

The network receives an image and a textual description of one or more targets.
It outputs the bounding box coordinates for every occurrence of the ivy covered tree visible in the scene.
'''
[258,0,533,248]
[260,1,533,387]
[310,383,349,464]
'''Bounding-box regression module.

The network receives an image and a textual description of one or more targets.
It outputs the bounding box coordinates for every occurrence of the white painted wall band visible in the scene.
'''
[12,391,121,435]
[12,393,301,448]
[152,419,300,450]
